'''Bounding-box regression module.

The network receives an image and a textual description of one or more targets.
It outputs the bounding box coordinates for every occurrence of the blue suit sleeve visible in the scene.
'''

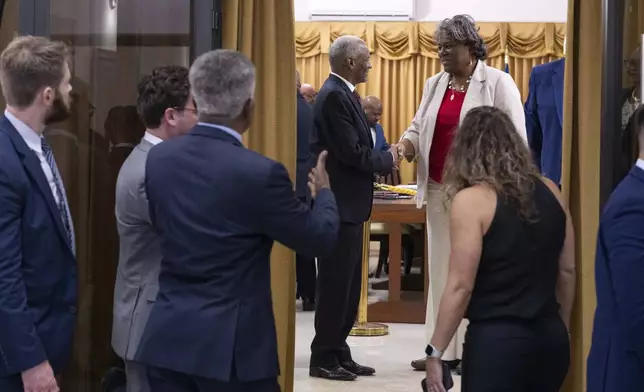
[257,163,340,257]
[603,205,644,361]
[378,125,390,152]
[525,70,543,170]
[0,164,47,374]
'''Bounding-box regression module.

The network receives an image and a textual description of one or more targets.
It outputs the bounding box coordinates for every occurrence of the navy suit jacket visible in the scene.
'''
[372,123,390,152]
[310,74,394,223]
[587,166,644,391]
[525,58,564,184]
[135,124,339,382]
[0,116,77,377]
[296,91,313,199]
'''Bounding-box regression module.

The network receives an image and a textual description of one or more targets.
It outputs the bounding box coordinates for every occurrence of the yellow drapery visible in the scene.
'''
[560,0,602,390]
[222,1,297,391]
[296,22,564,184]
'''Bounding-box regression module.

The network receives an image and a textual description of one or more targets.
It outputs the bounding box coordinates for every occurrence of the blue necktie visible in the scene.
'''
[41,139,76,255]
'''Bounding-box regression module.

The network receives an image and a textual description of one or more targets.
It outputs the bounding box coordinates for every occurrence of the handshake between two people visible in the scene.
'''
[388,139,415,168]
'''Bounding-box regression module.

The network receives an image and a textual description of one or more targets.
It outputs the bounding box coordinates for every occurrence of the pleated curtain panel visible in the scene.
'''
[296,22,565,184]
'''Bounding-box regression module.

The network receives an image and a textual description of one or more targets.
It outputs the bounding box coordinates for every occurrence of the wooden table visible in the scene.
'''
[367,198,428,324]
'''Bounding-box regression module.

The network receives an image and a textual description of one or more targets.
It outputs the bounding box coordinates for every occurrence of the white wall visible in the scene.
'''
[295,0,568,22]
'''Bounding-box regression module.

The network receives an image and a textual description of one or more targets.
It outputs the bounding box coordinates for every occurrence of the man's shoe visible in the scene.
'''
[411,357,426,371]
[445,359,461,372]
[309,365,357,381]
[340,360,375,376]
[302,298,315,312]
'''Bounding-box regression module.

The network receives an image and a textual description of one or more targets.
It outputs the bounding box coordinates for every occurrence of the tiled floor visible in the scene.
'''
[293,243,462,391]
[294,310,462,391]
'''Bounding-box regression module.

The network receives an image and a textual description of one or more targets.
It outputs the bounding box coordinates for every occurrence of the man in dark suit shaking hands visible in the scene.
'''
[134,49,339,392]
[309,35,399,381]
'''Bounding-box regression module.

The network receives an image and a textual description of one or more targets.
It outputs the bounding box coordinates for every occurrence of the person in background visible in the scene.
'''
[397,14,527,373]
[134,49,339,392]
[616,47,642,187]
[300,83,317,105]
[587,106,644,392]
[363,95,390,151]
[295,70,317,311]
[111,65,197,392]
[524,58,565,185]
[0,36,77,392]
[424,106,574,392]
[309,35,399,382]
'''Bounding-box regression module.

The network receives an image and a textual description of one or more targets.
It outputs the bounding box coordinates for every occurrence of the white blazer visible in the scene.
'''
[400,60,528,207]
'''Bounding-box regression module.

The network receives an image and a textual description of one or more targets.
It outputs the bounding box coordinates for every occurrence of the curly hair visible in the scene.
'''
[137,65,191,129]
[442,106,540,221]
[435,14,487,60]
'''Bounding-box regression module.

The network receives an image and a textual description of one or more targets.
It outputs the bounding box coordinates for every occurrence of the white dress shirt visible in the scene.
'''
[144,131,163,146]
[371,127,376,148]
[5,110,59,205]
[331,72,355,92]
[637,159,644,171]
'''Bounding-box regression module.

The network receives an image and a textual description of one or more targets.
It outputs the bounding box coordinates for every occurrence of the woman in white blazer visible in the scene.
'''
[398,15,527,371]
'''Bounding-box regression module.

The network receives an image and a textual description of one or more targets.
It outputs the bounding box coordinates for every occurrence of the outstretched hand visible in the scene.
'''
[308,151,330,199]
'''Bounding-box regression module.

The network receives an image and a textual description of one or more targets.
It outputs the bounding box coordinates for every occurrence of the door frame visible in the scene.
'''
[21,0,222,59]
[599,0,626,207]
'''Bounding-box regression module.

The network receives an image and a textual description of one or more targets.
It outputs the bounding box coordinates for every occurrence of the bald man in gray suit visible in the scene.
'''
[111,66,197,392]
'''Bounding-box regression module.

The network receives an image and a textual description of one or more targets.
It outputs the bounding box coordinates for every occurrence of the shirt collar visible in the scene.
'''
[637,159,644,172]
[144,131,164,146]
[331,72,355,92]
[197,122,243,144]
[4,109,42,153]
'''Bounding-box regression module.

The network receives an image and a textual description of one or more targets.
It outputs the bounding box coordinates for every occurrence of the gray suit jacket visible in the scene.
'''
[111,138,161,360]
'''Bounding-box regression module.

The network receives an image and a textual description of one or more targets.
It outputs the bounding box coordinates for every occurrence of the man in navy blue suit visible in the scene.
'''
[135,49,340,392]
[587,106,644,392]
[0,36,77,392]
[524,58,565,184]
[363,95,391,152]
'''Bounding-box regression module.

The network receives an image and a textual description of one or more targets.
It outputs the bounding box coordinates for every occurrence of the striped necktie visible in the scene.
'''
[41,139,76,254]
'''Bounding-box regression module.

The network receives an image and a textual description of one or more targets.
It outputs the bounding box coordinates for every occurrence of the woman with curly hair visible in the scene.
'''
[399,14,528,371]
[422,106,575,392]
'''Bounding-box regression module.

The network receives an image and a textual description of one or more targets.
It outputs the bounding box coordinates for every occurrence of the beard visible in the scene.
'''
[44,90,72,125]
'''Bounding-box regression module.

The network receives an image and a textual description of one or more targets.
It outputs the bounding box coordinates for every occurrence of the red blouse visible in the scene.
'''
[428,89,466,183]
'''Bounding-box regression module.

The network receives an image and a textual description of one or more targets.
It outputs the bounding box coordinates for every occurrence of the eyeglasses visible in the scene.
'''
[174,106,197,114]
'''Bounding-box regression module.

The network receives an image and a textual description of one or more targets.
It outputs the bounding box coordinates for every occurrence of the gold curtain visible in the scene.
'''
[296,21,565,184]
[560,0,602,390]
[222,1,297,391]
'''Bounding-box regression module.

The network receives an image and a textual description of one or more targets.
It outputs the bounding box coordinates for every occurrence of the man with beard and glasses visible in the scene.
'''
[0,36,77,392]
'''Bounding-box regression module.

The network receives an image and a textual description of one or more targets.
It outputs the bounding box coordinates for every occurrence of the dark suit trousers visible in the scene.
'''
[296,197,317,300]
[147,365,281,392]
[310,222,363,367]
[461,316,569,392]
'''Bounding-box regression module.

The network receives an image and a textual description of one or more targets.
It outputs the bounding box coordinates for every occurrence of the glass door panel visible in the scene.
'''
[34,0,218,389]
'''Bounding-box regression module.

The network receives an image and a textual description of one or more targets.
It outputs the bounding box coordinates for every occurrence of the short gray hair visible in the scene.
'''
[329,35,366,71]
[436,14,487,60]
[189,49,255,118]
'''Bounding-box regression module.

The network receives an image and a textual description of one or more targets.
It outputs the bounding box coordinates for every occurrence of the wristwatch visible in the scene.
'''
[425,343,443,359]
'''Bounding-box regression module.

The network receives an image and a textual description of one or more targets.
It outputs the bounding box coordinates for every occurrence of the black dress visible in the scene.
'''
[461,180,570,392]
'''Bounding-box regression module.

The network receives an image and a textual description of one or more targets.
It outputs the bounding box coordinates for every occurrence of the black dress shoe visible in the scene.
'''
[310,365,357,381]
[411,357,426,371]
[444,359,461,371]
[302,298,315,311]
[340,360,375,376]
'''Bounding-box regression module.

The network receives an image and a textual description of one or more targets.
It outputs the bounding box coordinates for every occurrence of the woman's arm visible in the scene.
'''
[399,77,433,162]
[541,177,576,330]
[429,186,495,351]
[494,72,528,145]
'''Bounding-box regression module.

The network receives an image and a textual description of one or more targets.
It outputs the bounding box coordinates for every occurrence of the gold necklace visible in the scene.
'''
[448,75,472,101]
